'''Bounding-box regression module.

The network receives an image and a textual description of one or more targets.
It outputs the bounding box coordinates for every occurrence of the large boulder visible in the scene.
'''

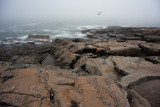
[0,42,52,64]
[139,43,160,55]
[111,56,160,87]
[51,39,85,69]
[129,79,160,107]
[127,89,151,107]
[106,41,141,56]
[144,56,160,64]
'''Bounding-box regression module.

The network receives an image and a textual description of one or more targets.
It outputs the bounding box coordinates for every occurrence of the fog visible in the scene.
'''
[0,0,160,26]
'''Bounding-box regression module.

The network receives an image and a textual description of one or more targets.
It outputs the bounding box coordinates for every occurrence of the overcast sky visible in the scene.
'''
[0,0,160,26]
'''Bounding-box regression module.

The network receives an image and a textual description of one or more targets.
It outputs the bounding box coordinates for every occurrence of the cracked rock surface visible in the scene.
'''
[0,27,160,107]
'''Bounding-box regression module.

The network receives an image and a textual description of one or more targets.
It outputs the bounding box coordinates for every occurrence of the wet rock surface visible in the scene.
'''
[82,27,160,43]
[0,27,160,107]
[129,79,160,107]
[0,42,52,64]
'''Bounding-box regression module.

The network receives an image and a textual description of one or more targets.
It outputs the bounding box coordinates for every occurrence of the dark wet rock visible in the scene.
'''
[144,56,160,64]
[82,27,160,43]
[120,36,142,41]
[139,43,160,56]
[127,89,151,107]
[129,79,160,107]
[13,53,49,64]
[72,38,88,42]
[142,35,160,43]
[0,42,52,64]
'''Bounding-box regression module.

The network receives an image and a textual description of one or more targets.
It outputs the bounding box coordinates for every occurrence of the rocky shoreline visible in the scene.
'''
[0,27,160,107]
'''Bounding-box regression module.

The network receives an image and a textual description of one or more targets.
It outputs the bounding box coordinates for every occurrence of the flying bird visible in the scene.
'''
[98,11,102,15]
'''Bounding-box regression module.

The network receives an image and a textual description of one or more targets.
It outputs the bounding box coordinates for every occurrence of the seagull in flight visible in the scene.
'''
[98,11,102,15]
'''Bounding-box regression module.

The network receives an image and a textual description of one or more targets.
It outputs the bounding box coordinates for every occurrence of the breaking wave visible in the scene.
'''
[0,23,107,44]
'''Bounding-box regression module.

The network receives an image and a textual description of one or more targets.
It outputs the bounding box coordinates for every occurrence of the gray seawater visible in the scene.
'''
[0,22,106,44]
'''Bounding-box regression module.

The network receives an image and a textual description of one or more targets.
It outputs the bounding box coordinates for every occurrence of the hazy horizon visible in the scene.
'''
[0,0,160,26]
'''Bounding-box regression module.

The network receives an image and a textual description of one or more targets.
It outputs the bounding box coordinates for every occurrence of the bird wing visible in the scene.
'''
[98,11,102,15]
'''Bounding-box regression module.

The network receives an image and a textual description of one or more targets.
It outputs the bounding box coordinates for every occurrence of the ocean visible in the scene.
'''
[0,22,107,44]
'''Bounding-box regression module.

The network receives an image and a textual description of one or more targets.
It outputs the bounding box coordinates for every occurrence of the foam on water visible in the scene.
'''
[51,31,86,39]
[0,23,107,44]
[0,39,32,44]
[43,29,54,32]
[18,35,28,40]
[0,34,28,44]
[76,25,107,30]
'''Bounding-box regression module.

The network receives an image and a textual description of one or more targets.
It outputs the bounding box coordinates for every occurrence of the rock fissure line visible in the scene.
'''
[0,91,49,99]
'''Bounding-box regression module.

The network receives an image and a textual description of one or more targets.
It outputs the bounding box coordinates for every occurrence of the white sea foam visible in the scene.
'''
[18,35,28,40]
[33,38,50,41]
[35,42,42,45]
[0,24,107,44]
[50,31,86,39]
[1,35,29,44]
[73,32,86,38]
[1,40,29,44]
[43,29,53,32]
[76,25,107,30]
